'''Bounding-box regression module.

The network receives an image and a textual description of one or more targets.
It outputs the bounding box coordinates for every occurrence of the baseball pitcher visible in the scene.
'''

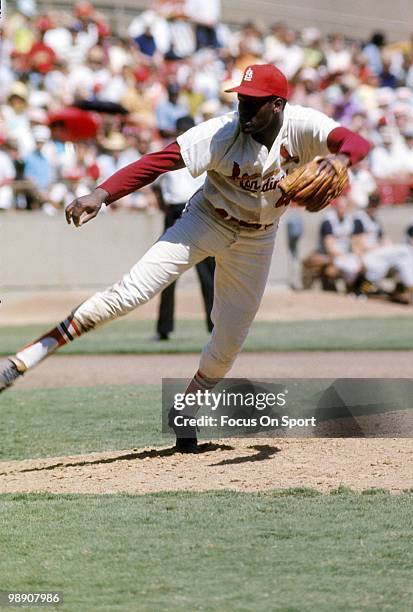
[0,64,371,452]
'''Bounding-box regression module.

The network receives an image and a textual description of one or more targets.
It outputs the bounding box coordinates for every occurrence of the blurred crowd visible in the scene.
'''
[1,0,413,215]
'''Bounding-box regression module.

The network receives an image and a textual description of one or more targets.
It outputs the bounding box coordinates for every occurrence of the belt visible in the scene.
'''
[214,208,273,230]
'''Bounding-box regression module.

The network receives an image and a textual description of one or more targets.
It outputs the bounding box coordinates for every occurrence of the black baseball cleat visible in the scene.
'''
[0,358,23,392]
[351,275,383,298]
[168,407,199,453]
[389,282,413,305]
[175,437,199,454]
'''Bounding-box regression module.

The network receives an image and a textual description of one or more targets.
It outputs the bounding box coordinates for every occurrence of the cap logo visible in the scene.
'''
[244,67,253,82]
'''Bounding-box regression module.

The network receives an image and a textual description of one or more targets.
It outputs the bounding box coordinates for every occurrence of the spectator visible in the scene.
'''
[25,16,56,78]
[65,141,99,187]
[185,0,221,50]
[405,54,413,89]
[379,54,399,89]
[74,45,111,101]
[118,129,153,167]
[277,29,305,80]
[164,11,196,60]
[291,68,323,110]
[264,22,287,64]
[96,131,157,212]
[108,36,135,74]
[363,32,386,76]
[120,70,158,129]
[43,22,73,62]
[230,21,264,62]
[96,132,127,181]
[0,139,17,210]
[264,27,304,80]
[180,74,205,118]
[189,49,224,101]
[325,33,352,74]
[1,82,34,156]
[301,28,325,69]
[23,124,56,210]
[73,1,102,48]
[54,141,99,209]
[124,130,160,212]
[128,10,170,56]
[349,161,377,209]
[5,137,29,209]
[369,129,408,179]
[401,128,413,174]
[0,25,14,95]
[7,0,37,54]
[43,59,73,106]
[133,25,158,58]
[155,83,187,138]
[6,138,25,181]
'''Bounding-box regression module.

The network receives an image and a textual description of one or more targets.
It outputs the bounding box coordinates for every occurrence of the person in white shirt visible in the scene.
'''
[319,195,358,284]
[0,141,16,210]
[369,129,409,179]
[185,0,221,50]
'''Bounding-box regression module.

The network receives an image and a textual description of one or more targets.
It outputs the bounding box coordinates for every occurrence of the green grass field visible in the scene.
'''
[0,490,412,611]
[0,385,162,461]
[1,317,413,355]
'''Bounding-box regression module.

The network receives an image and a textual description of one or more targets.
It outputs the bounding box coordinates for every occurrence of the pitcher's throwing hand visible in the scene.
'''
[65,188,108,227]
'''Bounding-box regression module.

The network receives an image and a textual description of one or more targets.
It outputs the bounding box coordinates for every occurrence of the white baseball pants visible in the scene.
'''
[363,244,413,287]
[73,190,277,378]
[333,253,362,284]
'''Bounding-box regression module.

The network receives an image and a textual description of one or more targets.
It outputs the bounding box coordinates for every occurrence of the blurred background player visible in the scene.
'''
[153,115,215,340]
[302,193,362,291]
[352,194,413,302]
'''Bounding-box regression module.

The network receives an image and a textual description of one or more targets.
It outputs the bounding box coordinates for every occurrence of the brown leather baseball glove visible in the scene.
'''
[278,156,349,212]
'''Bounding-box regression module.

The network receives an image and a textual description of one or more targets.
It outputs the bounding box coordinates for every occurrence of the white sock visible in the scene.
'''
[14,315,83,370]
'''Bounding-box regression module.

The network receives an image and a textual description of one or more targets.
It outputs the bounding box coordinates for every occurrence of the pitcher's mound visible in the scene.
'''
[1,438,412,495]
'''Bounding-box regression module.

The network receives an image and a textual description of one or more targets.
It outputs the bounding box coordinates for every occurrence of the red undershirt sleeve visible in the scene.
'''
[327,126,371,166]
[98,141,186,204]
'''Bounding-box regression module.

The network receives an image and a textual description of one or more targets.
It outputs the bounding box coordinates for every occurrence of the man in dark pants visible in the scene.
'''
[155,116,215,340]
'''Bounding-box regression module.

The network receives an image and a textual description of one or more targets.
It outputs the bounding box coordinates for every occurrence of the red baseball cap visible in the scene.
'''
[225,64,289,99]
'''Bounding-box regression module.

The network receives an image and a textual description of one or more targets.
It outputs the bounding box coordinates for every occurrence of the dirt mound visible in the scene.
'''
[1,438,411,495]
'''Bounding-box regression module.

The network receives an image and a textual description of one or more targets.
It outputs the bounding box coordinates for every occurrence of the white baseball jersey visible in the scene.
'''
[177,103,338,225]
[319,209,355,255]
[353,210,383,249]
